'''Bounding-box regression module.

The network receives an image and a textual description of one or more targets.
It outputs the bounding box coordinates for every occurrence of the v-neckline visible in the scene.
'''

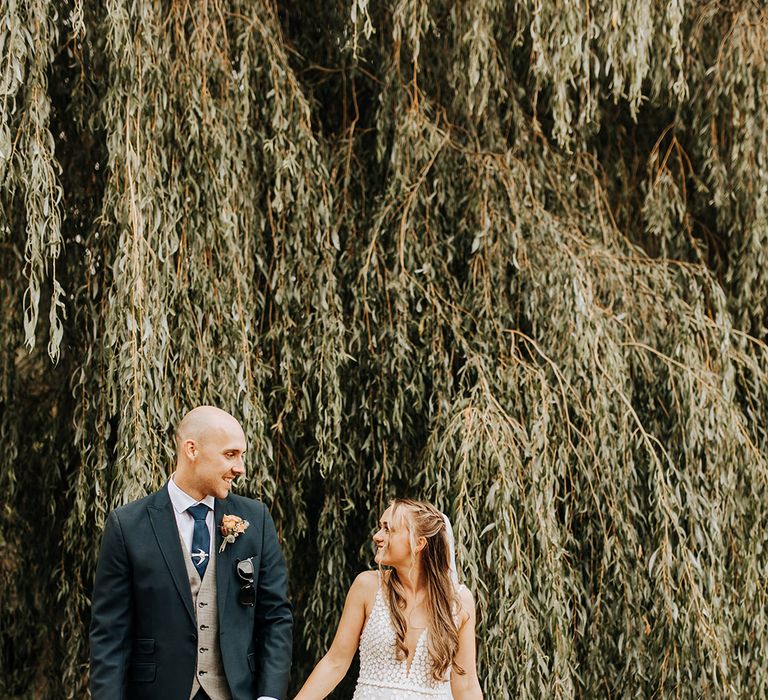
[404,627,427,677]
[369,584,429,678]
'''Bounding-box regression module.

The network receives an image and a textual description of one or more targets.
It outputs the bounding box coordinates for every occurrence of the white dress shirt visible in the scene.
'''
[167,477,278,700]
[168,475,215,553]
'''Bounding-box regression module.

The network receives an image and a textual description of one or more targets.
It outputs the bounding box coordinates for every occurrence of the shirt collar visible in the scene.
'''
[167,474,216,514]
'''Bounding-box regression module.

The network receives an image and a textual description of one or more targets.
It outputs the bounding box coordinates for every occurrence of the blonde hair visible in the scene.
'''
[381,498,465,682]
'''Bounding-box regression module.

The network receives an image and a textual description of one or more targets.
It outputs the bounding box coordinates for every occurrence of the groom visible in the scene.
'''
[90,406,292,700]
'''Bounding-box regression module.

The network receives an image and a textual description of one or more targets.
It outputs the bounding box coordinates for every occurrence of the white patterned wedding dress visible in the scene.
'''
[352,578,454,700]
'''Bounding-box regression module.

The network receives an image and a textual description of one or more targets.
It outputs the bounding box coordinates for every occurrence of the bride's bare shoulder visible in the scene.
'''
[354,569,380,585]
[348,570,381,614]
[349,570,380,596]
[456,584,476,626]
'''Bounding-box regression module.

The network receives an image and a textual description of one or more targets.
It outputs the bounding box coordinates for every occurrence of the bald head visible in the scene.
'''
[176,406,242,451]
[173,406,247,500]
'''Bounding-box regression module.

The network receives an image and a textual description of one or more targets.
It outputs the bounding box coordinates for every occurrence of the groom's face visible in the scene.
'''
[190,421,247,499]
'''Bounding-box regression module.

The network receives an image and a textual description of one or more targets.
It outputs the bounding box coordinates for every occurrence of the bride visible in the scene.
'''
[294,498,483,699]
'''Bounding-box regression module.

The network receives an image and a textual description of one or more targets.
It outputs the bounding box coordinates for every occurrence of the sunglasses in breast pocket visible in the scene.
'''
[235,558,256,607]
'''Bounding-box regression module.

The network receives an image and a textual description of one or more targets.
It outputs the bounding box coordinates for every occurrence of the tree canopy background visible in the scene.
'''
[1,1,767,698]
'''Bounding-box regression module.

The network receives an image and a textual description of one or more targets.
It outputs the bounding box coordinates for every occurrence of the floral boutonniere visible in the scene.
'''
[219,514,249,553]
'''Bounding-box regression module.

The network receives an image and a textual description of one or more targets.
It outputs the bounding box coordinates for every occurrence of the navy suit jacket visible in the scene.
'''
[89,486,293,700]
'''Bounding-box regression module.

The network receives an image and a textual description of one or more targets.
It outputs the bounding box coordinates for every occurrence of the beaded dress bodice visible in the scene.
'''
[353,583,453,699]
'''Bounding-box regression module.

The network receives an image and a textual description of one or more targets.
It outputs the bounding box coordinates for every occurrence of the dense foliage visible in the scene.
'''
[1,1,767,697]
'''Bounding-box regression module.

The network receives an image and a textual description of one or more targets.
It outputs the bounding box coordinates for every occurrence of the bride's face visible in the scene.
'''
[373,506,412,566]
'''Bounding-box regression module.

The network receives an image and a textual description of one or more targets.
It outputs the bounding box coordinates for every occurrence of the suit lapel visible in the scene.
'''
[215,497,234,616]
[147,487,196,627]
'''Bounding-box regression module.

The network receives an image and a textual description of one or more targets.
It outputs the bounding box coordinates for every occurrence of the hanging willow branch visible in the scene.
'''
[1,0,65,361]
[1,1,767,699]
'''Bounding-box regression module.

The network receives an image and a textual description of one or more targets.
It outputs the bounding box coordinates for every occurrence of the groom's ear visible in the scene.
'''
[183,439,198,460]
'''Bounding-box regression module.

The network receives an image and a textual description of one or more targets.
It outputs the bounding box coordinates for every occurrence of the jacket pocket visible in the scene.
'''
[132,638,155,655]
[247,652,256,674]
[128,663,156,682]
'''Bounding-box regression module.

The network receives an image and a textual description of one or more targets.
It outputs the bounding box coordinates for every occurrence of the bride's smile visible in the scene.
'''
[372,506,414,567]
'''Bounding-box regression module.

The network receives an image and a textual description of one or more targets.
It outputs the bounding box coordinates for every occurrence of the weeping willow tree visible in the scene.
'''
[1,0,767,697]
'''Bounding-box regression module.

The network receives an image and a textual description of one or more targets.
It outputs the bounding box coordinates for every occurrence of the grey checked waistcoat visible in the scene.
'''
[181,538,232,700]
